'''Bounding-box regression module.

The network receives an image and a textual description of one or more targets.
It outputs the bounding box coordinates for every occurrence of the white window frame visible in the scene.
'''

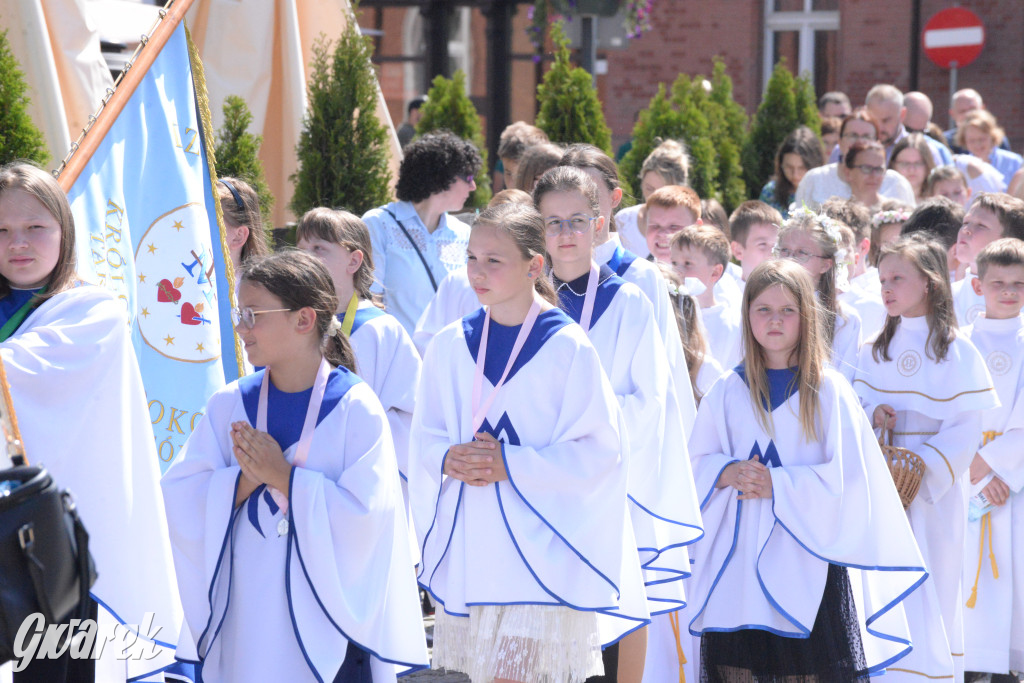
[763,0,840,93]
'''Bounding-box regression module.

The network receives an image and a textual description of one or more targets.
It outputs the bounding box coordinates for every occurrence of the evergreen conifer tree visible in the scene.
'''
[416,70,491,208]
[671,75,718,202]
[741,60,820,199]
[535,22,612,154]
[617,84,682,203]
[0,30,49,166]
[707,58,748,211]
[215,95,274,225]
[291,18,392,217]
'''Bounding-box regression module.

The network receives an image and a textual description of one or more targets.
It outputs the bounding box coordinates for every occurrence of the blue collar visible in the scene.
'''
[463,308,573,386]
[607,243,638,278]
[554,264,624,330]
[337,306,388,336]
[238,366,360,452]
[735,363,800,412]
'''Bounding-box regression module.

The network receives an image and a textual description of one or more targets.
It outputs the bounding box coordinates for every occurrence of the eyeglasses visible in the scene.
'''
[842,132,877,142]
[232,306,292,329]
[773,246,829,264]
[462,174,476,185]
[893,160,926,171]
[853,164,886,176]
[545,215,596,237]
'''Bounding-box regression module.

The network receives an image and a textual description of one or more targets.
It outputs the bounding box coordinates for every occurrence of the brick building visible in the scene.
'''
[359,0,1023,161]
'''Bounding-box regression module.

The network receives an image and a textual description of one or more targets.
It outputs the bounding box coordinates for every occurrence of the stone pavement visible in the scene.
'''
[405,613,470,682]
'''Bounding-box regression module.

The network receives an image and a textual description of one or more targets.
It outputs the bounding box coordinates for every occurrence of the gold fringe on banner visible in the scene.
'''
[185,24,245,379]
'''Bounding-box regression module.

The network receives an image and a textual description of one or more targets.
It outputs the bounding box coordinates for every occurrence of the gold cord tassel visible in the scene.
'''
[669,611,687,683]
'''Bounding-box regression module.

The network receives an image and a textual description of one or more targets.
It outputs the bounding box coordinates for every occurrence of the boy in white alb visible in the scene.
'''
[671,224,743,370]
[961,238,1024,680]
[951,193,1024,326]
[727,201,782,294]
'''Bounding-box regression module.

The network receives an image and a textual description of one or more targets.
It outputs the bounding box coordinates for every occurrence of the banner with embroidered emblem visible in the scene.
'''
[57,0,241,473]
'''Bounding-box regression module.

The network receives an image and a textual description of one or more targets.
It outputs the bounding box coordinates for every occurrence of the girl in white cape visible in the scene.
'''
[296,208,421,522]
[689,258,927,682]
[161,250,427,681]
[854,234,998,682]
[0,162,184,683]
[773,205,862,382]
[536,167,703,682]
[410,202,648,683]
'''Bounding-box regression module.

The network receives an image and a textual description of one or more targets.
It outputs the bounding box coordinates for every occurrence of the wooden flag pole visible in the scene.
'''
[56,0,196,190]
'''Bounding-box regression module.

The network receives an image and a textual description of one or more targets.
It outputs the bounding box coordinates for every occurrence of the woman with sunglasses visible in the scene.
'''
[362,131,483,334]
[536,166,703,683]
[795,110,916,210]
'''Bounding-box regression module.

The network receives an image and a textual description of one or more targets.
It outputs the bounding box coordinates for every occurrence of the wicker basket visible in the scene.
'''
[879,429,925,509]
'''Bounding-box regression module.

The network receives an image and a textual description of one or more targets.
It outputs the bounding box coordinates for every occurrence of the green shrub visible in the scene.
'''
[214,95,274,226]
[741,60,820,198]
[416,70,491,208]
[0,29,49,166]
[535,21,612,154]
[291,19,393,217]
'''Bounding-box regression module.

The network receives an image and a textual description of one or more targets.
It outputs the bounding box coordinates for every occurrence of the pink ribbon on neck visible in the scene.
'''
[578,263,600,333]
[470,301,541,435]
[257,356,331,516]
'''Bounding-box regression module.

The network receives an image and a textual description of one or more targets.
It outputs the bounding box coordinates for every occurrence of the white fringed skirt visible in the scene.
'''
[433,604,604,683]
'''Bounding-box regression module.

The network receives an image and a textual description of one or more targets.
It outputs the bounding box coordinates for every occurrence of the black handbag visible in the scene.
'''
[0,454,98,665]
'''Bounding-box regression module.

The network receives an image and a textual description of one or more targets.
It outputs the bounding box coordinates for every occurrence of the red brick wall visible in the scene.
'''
[361,1,1023,155]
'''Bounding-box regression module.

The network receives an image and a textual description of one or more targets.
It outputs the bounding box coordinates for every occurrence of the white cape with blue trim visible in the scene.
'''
[579,279,704,614]
[161,375,428,682]
[410,314,649,645]
[0,286,185,682]
[687,369,927,676]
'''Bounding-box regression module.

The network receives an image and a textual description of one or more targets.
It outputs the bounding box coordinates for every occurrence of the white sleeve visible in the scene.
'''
[363,209,389,295]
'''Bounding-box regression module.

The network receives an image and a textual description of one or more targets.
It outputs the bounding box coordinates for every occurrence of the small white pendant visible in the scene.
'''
[277,517,289,537]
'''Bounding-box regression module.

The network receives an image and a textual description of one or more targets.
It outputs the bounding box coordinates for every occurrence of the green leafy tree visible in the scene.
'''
[416,70,491,208]
[707,58,748,212]
[214,95,274,226]
[0,30,49,166]
[291,18,392,217]
[741,60,820,199]
[535,21,612,154]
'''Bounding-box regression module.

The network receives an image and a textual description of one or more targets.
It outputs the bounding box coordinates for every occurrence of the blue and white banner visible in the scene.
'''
[65,21,240,473]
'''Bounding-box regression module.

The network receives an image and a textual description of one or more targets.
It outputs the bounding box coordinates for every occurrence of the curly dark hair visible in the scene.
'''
[395,130,482,203]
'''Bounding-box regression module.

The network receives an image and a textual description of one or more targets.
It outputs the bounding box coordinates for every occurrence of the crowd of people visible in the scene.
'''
[2,80,1024,683]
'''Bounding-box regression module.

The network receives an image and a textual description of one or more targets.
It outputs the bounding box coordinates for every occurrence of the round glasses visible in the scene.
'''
[773,246,829,264]
[545,215,596,237]
[232,306,292,329]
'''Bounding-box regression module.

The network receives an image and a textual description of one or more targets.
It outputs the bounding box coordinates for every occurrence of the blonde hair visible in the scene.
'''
[646,185,702,218]
[658,263,706,403]
[473,203,558,306]
[670,223,731,268]
[0,162,78,304]
[956,109,1006,149]
[777,209,844,347]
[296,207,380,306]
[872,233,956,362]
[488,189,533,208]
[217,177,270,263]
[640,139,690,187]
[742,259,826,441]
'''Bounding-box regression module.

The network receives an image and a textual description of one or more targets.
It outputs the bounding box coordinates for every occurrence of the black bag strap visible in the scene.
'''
[70,501,93,621]
[383,208,438,291]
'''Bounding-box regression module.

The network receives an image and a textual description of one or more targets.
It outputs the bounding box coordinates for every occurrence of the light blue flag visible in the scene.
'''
[66,21,241,474]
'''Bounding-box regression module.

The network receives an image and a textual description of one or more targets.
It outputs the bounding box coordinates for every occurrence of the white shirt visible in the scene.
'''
[613,204,649,259]
[362,201,471,334]
[794,163,916,209]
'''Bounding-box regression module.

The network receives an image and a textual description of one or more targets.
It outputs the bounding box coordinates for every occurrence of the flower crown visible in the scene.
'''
[785,204,844,247]
[871,208,912,228]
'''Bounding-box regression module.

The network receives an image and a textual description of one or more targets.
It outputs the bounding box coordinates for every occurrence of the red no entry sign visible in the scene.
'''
[922,7,985,69]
